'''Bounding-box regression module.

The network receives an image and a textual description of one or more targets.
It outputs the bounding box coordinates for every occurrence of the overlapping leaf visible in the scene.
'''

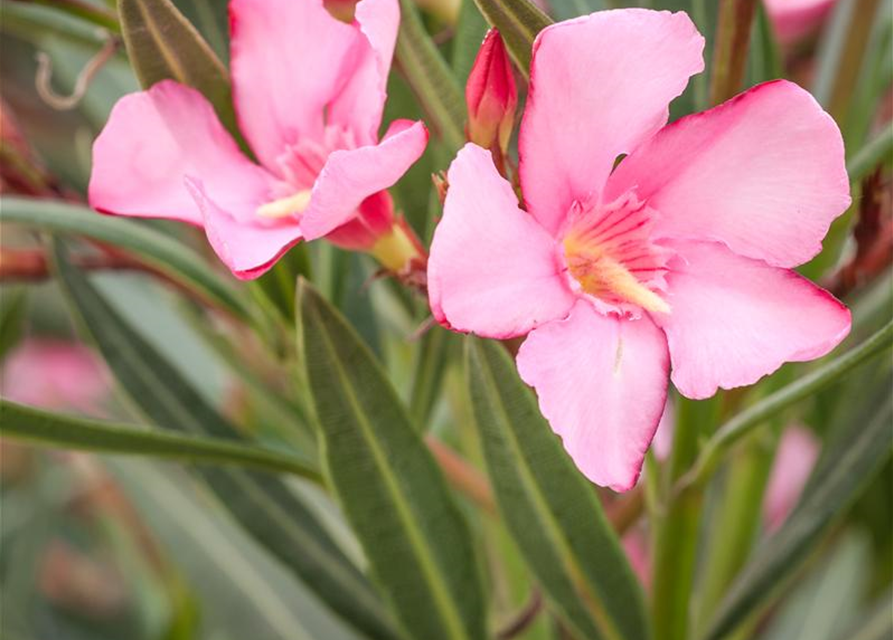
[0,399,318,480]
[703,384,893,640]
[52,240,398,640]
[465,337,649,640]
[298,279,487,640]
[2,197,251,321]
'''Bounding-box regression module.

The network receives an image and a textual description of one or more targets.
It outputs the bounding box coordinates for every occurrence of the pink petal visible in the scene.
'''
[607,80,850,268]
[229,0,363,169]
[764,425,821,532]
[299,120,428,241]
[186,179,303,280]
[89,81,272,225]
[654,240,851,400]
[516,301,670,491]
[427,144,576,338]
[519,9,704,236]
[327,0,400,146]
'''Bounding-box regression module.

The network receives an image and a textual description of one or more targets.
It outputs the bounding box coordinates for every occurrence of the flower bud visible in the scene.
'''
[465,29,517,156]
[325,191,425,272]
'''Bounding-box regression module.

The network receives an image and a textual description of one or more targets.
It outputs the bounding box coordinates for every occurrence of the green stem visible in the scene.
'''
[678,319,893,494]
[827,0,882,126]
[652,397,720,640]
[0,399,321,481]
[694,429,776,635]
[710,0,758,105]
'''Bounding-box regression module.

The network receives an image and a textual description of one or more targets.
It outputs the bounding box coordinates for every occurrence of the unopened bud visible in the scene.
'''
[465,29,517,155]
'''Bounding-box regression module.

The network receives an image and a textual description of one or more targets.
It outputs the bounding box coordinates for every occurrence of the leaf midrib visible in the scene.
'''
[311,301,471,640]
[475,344,625,640]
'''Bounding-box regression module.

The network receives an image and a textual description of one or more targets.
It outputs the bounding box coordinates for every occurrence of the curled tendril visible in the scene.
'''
[35,34,121,111]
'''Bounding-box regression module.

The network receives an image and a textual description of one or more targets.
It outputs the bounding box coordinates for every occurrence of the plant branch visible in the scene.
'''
[710,0,758,105]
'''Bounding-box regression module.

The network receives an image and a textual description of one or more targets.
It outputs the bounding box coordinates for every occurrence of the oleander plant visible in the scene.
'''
[0,0,891,638]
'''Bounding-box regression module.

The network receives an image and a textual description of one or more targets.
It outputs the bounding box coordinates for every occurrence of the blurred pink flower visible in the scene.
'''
[465,30,518,156]
[90,0,428,279]
[427,9,851,491]
[1,339,108,414]
[764,425,821,531]
[764,0,837,45]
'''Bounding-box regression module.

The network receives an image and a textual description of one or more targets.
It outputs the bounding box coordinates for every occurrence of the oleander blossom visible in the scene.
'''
[89,0,428,279]
[427,9,851,491]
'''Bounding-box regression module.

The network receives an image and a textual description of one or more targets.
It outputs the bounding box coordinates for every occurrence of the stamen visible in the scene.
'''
[256,190,312,219]
[562,194,671,314]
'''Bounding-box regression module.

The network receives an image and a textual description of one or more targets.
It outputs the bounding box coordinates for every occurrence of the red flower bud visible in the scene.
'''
[465,29,517,155]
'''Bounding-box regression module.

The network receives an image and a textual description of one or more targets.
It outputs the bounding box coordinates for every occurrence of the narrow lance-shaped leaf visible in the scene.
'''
[117,0,239,135]
[298,279,487,640]
[51,239,399,640]
[395,0,466,151]
[703,383,893,640]
[465,337,650,640]
[0,399,319,481]
[470,0,552,74]
[2,197,252,322]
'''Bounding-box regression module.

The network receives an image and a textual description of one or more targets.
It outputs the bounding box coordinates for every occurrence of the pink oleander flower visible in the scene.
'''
[465,30,518,156]
[428,9,851,491]
[764,425,820,531]
[1,339,108,414]
[90,0,428,279]
[764,0,837,45]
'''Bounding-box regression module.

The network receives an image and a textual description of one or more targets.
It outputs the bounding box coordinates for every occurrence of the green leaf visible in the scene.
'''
[847,124,893,183]
[408,327,457,429]
[1,196,252,322]
[111,459,366,640]
[51,240,399,640]
[470,0,552,74]
[298,279,487,640]
[831,590,893,640]
[395,0,466,151]
[0,287,27,359]
[702,387,893,640]
[465,337,649,640]
[28,0,120,32]
[0,399,319,480]
[117,0,239,135]
[746,2,782,85]
[451,0,489,84]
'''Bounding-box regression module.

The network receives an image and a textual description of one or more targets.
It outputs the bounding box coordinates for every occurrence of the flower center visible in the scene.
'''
[562,193,670,314]
[256,190,312,219]
[255,124,357,221]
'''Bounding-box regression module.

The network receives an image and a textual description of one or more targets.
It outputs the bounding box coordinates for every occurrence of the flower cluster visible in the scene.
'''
[91,2,851,491]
